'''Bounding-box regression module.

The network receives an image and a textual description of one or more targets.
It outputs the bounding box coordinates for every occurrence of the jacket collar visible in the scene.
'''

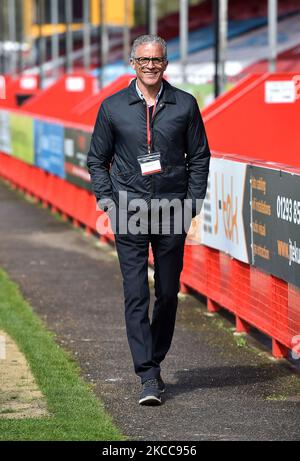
[135,79,163,105]
[128,77,176,105]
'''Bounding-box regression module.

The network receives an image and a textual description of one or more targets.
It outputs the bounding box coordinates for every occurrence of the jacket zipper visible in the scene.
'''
[142,100,152,200]
[143,100,165,200]
[150,116,154,197]
[150,102,165,198]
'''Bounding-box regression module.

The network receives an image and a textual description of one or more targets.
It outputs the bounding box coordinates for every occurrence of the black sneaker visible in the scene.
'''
[139,379,161,405]
[157,376,166,393]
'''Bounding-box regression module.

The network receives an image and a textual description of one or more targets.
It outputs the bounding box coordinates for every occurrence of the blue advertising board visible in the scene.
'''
[34,120,65,178]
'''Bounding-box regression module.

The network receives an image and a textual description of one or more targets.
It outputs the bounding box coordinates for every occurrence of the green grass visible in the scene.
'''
[265,394,287,401]
[0,268,125,441]
[234,335,248,348]
[176,82,234,108]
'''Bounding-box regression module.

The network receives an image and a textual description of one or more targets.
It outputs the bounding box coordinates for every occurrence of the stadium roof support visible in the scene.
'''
[268,0,278,72]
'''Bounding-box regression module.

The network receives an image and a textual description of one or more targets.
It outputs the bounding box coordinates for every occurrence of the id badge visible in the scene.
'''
[137,152,162,176]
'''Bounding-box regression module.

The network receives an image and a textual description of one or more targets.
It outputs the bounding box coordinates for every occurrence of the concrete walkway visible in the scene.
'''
[0,179,299,441]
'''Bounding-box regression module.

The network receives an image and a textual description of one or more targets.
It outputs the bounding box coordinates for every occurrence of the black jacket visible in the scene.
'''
[87,78,210,214]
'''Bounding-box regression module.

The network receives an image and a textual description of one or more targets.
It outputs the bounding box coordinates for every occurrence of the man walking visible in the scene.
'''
[87,35,210,405]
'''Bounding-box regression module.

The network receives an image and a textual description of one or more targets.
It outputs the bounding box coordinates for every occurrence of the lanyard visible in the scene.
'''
[146,100,157,154]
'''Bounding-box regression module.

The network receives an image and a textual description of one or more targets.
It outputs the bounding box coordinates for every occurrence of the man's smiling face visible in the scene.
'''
[130,43,168,87]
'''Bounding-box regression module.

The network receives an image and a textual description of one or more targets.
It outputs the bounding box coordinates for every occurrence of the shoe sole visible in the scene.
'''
[139,395,161,405]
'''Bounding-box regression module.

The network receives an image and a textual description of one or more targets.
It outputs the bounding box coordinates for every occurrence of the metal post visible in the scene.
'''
[213,0,220,98]
[180,0,188,83]
[0,0,3,74]
[149,0,157,36]
[8,0,17,76]
[219,0,228,93]
[66,0,73,73]
[123,0,130,70]
[39,0,46,88]
[99,0,108,88]
[83,0,91,71]
[51,0,59,79]
[98,0,102,88]
[145,0,150,34]
[17,0,24,74]
[268,0,277,73]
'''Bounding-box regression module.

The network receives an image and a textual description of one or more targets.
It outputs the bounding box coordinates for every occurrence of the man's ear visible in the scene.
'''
[130,59,135,71]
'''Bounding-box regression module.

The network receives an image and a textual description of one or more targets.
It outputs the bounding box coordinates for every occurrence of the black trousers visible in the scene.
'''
[114,208,188,384]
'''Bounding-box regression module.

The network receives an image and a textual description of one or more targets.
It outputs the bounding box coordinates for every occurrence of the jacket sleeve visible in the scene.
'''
[185,97,211,215]
[87,102,114,204]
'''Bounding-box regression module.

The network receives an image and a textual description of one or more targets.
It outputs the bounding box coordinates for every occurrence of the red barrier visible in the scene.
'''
[0,75,40,109]
[22,72,97,122]
[180,239,298,358]
[203,73,300,168]
[71,74,134,125]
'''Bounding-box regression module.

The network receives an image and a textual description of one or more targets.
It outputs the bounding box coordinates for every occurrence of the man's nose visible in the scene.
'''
[147,59,155,69]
